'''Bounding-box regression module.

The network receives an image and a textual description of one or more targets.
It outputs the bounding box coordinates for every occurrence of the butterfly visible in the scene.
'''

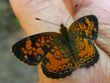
[12,15,99,79]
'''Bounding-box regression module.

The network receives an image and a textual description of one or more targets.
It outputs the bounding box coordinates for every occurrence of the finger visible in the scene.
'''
[9,0,72,35]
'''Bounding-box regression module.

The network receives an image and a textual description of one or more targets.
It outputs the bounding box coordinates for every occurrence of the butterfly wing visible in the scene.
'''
[12,32,60,65]
[41,40,75,79]
[68,15,99,67]
[69,15,98,40]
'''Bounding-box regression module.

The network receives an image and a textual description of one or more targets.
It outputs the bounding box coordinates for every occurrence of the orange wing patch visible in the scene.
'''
[21,38,43,56]
[45,52,70,72]
[77,17,95,39]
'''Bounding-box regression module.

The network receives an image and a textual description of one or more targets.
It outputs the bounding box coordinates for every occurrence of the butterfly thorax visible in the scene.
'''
[60,24,73,46]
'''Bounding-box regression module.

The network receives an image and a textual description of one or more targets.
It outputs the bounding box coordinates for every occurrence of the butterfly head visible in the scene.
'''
[60,24,67,34]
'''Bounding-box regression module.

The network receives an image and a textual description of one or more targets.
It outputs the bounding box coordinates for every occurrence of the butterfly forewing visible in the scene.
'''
[12,32,60,65]
[69,15,98,40]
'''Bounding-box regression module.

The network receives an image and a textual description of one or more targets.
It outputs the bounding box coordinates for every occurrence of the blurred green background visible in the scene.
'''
[0,0,38,83]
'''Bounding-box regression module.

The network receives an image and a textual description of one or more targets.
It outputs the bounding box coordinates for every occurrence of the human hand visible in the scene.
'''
[9,0,110,83]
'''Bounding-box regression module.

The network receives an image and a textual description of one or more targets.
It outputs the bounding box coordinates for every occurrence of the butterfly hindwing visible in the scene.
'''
[41,39,75,78]
[69,15,98,40]
[73,36,99,67]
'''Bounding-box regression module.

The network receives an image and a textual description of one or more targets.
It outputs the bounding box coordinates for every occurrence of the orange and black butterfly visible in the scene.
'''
[12,15,99,79]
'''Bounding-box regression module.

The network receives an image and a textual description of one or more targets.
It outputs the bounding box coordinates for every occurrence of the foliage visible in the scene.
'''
[0,0,20,33]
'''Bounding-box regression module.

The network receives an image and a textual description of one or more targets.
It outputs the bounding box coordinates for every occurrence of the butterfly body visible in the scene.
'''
[60,24,80,67]
[12,15,99,79]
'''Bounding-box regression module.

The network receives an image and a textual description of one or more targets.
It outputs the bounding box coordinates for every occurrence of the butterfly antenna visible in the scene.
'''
[65,16,71,26]
[65,0,80,26]
[36,18,60,26]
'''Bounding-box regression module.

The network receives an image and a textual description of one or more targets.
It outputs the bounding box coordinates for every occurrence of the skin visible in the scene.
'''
[9,0,110,83]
